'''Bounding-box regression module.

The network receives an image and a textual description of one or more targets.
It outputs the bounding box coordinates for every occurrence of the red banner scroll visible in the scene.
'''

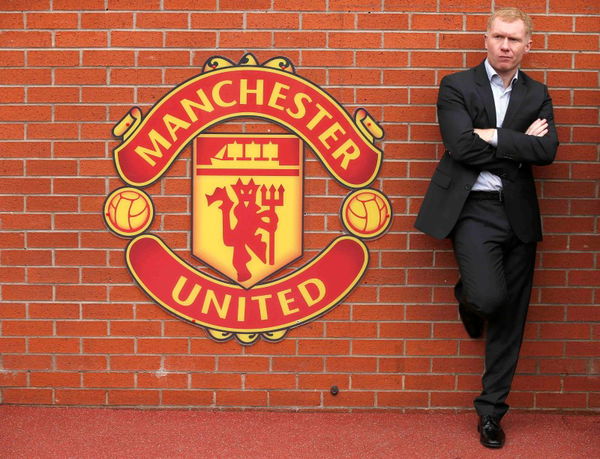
[126,234,368,339]
[113,61,383,188]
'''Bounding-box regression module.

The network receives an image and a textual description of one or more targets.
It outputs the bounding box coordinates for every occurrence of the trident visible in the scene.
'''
[260,184,285,265]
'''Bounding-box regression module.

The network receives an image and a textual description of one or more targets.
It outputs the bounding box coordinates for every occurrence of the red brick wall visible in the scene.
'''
[1,1,598,411]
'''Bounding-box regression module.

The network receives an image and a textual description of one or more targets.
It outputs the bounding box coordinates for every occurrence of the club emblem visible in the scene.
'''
[104,54,391,344]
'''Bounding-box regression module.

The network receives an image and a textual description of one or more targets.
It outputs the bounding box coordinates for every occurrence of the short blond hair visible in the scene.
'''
[488,7,533,37]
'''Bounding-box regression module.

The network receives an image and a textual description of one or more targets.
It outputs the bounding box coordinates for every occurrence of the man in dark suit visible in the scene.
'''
[415,8,558,449]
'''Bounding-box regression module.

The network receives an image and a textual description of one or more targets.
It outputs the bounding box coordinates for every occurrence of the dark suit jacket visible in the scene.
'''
[415,61,559,243]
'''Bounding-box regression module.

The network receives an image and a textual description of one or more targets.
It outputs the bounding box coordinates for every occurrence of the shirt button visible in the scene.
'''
[464,184,471,190]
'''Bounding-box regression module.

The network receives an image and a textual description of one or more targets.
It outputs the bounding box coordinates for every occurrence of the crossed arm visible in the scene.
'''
[474,117,549,143]
[437,77,558,170]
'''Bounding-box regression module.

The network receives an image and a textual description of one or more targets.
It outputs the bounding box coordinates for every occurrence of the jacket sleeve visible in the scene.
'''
[436,75,518,172]
[496,86,558,166]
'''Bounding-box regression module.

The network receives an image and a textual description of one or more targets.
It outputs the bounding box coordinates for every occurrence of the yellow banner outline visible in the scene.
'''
[113,65,383,189]
[126,234,369,337]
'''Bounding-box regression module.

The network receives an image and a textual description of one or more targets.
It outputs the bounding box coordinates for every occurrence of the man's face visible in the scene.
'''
[485,18,531,77]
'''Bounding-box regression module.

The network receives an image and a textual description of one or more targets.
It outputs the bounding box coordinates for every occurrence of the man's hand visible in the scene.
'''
[474,128,496,144]
[525,118,548,137]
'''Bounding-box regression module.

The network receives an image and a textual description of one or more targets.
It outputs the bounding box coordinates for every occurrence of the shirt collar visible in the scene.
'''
[484,58,519,87]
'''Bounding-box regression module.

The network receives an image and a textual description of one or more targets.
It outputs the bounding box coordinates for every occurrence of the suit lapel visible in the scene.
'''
[503,74,528,128]
[474,62,497,127]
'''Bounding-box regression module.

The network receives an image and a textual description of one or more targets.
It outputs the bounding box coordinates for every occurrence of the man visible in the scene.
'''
[415,8,558,449]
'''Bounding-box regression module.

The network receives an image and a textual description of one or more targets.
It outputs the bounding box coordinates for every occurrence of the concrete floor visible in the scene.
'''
[1,407,598,458]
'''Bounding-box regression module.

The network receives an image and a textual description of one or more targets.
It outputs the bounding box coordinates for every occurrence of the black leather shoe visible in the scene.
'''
[478,415,505,449]
[459,303,483,338]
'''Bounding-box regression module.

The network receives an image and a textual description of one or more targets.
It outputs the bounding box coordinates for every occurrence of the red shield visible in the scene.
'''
[193,134,303,288]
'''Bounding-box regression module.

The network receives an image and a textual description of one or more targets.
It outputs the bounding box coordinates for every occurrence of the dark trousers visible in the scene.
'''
[452,196,537,419]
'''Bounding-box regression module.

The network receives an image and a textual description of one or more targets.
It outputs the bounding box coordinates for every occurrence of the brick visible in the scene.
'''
[54,0,105,9]
[387,32,438,49]
[56,356,107,371]
[0,301,25,317]
[81,12,132,29]
[379,391,430,407]
[84,372,134,388]
[164,356,215,371]
[108,390,161,405]
[83,50,135,67]
[411,51,463,68]
[0,338,25,353]
[326,322,377,338]
[110,355,161,371]
[27,232,78,248]
[299,374,349,390]
[353,374,402,390]
[54,389,106,405]
[274,31,326,48]
[569,271,600,287]
[161,390,213,406]
[298,339,350,355]
[272,357,324,372]
[247,13,299,30]
[110,321,161,337]
[164,0,215,9]
[576,16,600,32]
[55,68,107,85]
[191,373,241,389]
[137,373,188,389]
[2,355,52,370]
[0,371,27,387]
[27,13,78,29]
[3,389,53,404]
[111,31,163,48]
[385,0,436,11]
[0,51,24,67]
[272,0,324,11]
[83,338,135,354]
[219,31,270,49]
[29,338,80,354]
[548,71,598,88]
[29,303,80,319]
[165,31,216,48]
[549,0,600,14]
[218,356,270,372]
[246,374,296,389]
[537,392,587,409]
[30,372,81,388]
[137,12,188,29]
[324,390,374,407]
[406,340,458,356]
[541,288,593,305]
[3,285,53,301]
[269,391,321,407]
[564,376,600,392]
[543,253,594,269]
[565,342,600,357]
[412,14,462,30]
[108,0,161,9]
[216,390,267,407]
[353,339,404,356]
[28,267,79,284]
[0,31,51,48]
[55,320,107,337]
[0,13,24,29]
[0,158,24,175]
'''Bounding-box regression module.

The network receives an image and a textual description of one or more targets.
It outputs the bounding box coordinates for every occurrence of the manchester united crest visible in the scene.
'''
[104,54,391,344]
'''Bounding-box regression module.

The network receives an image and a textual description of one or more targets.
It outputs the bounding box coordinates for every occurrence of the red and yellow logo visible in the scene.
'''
[105,54,391,344]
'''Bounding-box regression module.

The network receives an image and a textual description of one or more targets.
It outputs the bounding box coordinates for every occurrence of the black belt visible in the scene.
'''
[469,190,503,202]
